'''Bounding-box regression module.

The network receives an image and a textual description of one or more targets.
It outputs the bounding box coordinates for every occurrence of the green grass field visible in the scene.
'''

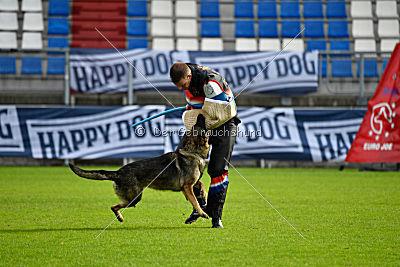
[0,166,399,266]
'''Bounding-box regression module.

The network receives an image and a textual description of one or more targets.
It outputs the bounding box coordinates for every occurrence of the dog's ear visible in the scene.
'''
[195,114,206,129]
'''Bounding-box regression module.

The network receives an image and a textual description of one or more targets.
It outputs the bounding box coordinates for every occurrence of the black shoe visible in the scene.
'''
[185,194,207,224]
[185,209,201,224]
[185,204,208,224]
[212,218,224,228]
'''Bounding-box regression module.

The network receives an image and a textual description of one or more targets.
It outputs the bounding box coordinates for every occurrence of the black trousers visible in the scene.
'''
[190,116,240,214]
[207,116,240,179]
[205,116,240,219]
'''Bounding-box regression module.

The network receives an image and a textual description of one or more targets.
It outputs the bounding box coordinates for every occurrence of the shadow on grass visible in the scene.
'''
[0,225,210,234]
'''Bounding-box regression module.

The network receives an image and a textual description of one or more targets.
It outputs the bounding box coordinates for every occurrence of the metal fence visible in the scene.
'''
[0,48,392,106]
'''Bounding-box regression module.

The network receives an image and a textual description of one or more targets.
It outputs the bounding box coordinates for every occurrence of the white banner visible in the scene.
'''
[233,108,303,156]
[0,106,24,152]
[163,107,304,156]
[70,50,318,95]
[304,118,363,162]
[26,106,165,159]
[70,50,190,93]
[193,51,319,94]
[0,106,365,161]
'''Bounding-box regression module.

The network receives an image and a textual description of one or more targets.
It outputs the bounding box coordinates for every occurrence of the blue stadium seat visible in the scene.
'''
[330,40,350,51]
[328,21,349,38]
[48,37,68,49]
[280,1,300,18]
[258,20,278,37]
[128,38,148,49]
[0,57,16,74]
[48,18,69,35]
[200,1,219,18]
[304,21,324,38]
[382,59,389,74]
[326,1,347,18]
[307,40,327,52]
[331,60,353,77]
[303,1,323,18]
[235,21,255,37]
[330,40,351,57]
[234,1,253,18]
[357,59,378,77]
[47,57,65,75]
[48,37,68,55]
[201,20,220,37]
[48,0,69,15]
[281,20,301,38]
[21,57,42,75]
[258,1,277,18]
[127,19,147,36]
[127,1,147,17]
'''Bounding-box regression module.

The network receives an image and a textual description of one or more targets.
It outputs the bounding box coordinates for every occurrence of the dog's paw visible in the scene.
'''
[116,213,124,222]
[111,207,124,222]
[200,212,209,219]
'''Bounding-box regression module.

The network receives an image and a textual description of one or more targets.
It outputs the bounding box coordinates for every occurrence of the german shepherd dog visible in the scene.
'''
[69,115,210,222]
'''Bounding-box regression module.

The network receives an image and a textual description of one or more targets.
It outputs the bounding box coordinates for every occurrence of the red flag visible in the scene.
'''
[346,43,400,162]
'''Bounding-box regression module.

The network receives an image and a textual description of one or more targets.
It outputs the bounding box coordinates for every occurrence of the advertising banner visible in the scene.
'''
[0,105,165,159]
[70,50,318,95]
[70,49,190,93]
[191,51,319,95]
[164,107,365,162]
[0,105,365,162]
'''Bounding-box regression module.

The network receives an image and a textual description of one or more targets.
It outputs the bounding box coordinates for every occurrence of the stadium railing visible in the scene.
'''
[318,50,392,105]
[0,47,70,104]
[0,47,392,106]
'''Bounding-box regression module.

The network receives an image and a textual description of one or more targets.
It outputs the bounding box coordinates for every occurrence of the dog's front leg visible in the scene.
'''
[198,181,207,201]
[182,185,209,219]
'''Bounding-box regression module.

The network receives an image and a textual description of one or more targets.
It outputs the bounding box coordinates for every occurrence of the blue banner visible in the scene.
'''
[0,105,366,161]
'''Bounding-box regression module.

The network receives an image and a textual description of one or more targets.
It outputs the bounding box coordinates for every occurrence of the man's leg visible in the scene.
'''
[206,118,238,228]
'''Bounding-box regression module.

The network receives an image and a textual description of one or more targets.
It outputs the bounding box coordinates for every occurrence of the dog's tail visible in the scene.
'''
[69,164,118,181]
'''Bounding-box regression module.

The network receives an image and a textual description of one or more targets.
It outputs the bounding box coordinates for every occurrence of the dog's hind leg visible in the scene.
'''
[111,187,143,222]
[111,203,128,222]
[182,185,209,219]
[127,190,142,207]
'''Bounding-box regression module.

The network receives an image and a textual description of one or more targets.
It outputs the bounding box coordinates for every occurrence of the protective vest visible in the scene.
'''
[182,63,237,130]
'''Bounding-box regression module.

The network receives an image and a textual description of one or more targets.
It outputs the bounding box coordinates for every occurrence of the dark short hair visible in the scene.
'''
[169,62,189,84]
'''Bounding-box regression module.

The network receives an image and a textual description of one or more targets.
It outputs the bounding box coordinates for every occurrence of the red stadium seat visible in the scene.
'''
[74,30,125,41]
[71,0,126,49]
[70,40,126,49]
[72,12,126,22]
[72,21,125,32]
[73,2,126,14]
